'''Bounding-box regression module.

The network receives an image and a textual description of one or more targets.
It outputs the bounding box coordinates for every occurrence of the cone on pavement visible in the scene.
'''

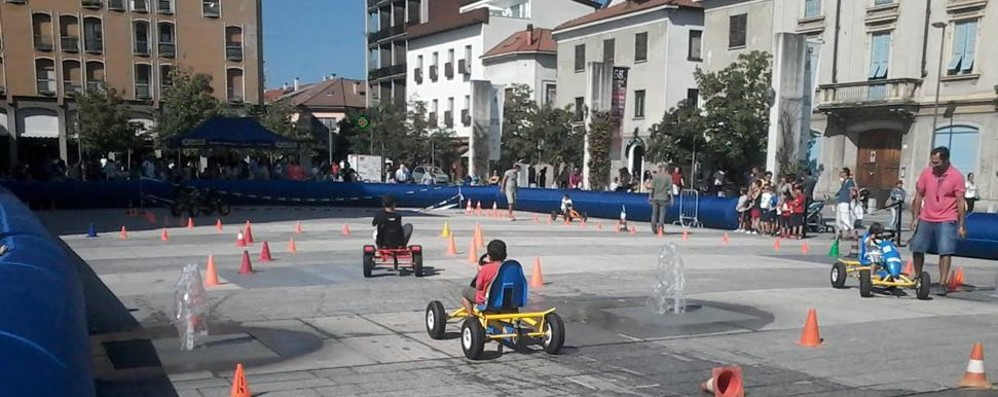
[774,238,781,251]
[288,238,297,253]
[216,218,223,232]
[828,239,840,258]
[476,201,482,216]
[259,241,273,262]
[230,363,251,397]
[529,256,545,288]
[629,225,637,234]
[723,233,730,245]
[798,308,823,348]
[700,366,745,397]
[119,226,128,240]
[533,214,539,223]
[801,242,810,254]
[161,228,169,241]
[342,224,351,236]
[954,267,965,285]
[683,230,689,240]
[657,226,664,238]
[466,199,473,214]
[239,250,254,274]
[446,235,458,256]
[467,238,479,264]
[204,255,220,287]
[294,221,303,234]
[958,343,991,389]
[903,260,914,276]
[440,222,451,238]
[244,224,254,244]
[186,217,194,229]
[597,221,603,230]
[475,224,485,249]
[235,232,247,247]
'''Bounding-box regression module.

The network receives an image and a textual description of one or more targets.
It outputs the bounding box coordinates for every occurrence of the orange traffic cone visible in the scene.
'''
[186,217,194,229]
[235,232,246,247]
[530,257,545,288]
[723,233,730,245]
[629,225,636,234]
[700,366,745,397]
[288,238,297,253]
[215,218,223,232]
[446,235,458,256]
[798,308,823,348]
[774,238,781,251]
[466,199,473,214]
[230,363,251,397]
[475,201,482,216]
[161,228,169,242]
[959,343,991,389]
[682,230,689,240]
[244,224,254,244]
[532,214,539,223]
[801,242,810,254]
[903,260,914,276]
[467,238,479,264]
[491,202,498,218]
[204,255,220,287]
[476,225,485,249]
[239,250,254,274]
[294,221,303,234]
[657,226,664,238]
[342,224,351,236]
[954,267,965,286]
[259,241,273,262]
[119,226,128,240]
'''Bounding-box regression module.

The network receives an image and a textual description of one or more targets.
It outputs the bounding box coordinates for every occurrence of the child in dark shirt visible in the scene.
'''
[371,195,413,249]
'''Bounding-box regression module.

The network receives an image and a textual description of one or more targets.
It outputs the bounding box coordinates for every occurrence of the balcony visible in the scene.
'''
[369,63,406,80]
[461,109,470,126]
[158,0,172,13]
[64,82,82,97]
[203,1,220,17]
[85,38,103,54]
[82,0,101,9]
[135,84,151,100]
[815,78,921,111]
[368,29,390,43]
[158,42,175,58]
[62,36,80,53]
[134,41,150,56]
[109,0,125,10]
[132,0,148,12]
[226,45,243,61]
[36,80,56,96]
[429,65,438,81]
[86,80,104,92]
[444,111,453,128]
[34,35,54,51]
[444,62,453,79]
[459,59,470,75]
[414,67,422,83]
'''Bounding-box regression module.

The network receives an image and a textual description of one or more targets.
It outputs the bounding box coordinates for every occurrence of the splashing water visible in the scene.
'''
[173,263,210,350]
[646,243,687,314]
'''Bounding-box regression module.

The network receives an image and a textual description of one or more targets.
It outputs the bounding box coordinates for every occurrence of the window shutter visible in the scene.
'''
[948,22,965,72]
[961,20,976,72]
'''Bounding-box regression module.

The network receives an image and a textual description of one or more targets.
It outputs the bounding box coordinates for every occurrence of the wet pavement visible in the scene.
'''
[36,205,998,396]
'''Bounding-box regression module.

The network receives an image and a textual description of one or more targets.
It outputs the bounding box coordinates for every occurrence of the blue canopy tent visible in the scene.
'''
[171,116,300,149]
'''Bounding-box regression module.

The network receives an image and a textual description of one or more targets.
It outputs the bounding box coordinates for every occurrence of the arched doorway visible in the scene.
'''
[628,143,644,181]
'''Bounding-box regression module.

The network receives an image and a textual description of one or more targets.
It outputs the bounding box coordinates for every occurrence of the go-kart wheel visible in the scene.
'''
[830,261,847,289]
[550,211,558,221]
[413,252,424,277]
[859,270,873,298]
[362,252,374,278]
[916,271,931,300]
[541,312,565,355]
[461,319,486,360]
[425,301,447,339]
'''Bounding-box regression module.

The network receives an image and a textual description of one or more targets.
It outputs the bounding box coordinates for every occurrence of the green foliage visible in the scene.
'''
[647,50,773,177]
[347,101,454,168]
[587,110,613,190]
[154,66,221,148]
[498,84,582,171]
[76,86,145,154]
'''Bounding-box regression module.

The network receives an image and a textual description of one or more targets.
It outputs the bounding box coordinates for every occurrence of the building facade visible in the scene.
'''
[700,0,997,210]
[365,0,422,108]
[0,0,262,172]
[481,27,558,106]
[553,0,704,186]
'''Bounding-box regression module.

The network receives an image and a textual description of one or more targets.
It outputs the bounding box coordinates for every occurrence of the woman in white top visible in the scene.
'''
[965,172,979,213]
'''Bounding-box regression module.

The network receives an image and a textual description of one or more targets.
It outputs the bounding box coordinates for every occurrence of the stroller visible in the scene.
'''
[805,201,833,233]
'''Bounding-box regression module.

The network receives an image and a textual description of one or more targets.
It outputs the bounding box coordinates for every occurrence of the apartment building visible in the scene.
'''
[0,0,262,171]
[481,26,558,106]
[700,0,997,209]
[553,0,704,186]
[365,0,422,108]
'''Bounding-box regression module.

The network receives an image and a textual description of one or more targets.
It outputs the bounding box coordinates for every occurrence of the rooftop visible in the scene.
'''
[482,27,556,60]
[554,0,700,32]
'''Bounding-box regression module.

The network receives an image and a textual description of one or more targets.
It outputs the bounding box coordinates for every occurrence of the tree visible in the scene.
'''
[587,110,613,190]
[532,103,581,168]
[76,86,145,154]
[154,66,221,148]
[346,101,452,169]
[498,84,538,168]
[646,99,706,167]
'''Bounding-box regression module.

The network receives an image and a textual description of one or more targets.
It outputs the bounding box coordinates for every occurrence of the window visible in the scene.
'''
[82,0,102,8]
[32,13,54,51]
[226,26,243,61]
[109,0,125,11]
[804,0,821,17]
[133,21,150,56]
[947,19,978,75]
[85,61,104,91]
[446,48,454,78]
[84,17,103,53]
[157,0,172,14]
[60,15,80,53]
[131,0,147,12]
[686,88,699,108]
[933,126,979,175]
[635,32,648,62]
[634,90,646,118]
[134,64,151,99]
[203,0,220,17]
[873,0,893,5]
[603,39,615,65]
[158,22,175,58]
[688,30,702,61]
[867,31,890,79]
[160,64,173,90]
[226,68,243,102]
[729,14,747,48]
[574,97,585,121]
[35,59,56,95]
[545,83,556,106]
[63,60,82,96]
[574,44,585,72]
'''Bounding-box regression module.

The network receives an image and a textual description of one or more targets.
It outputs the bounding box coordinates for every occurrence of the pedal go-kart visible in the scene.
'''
[829,231,930,299]
[362,245,424,278]
[550,206,588,223]
[424,260,565,359]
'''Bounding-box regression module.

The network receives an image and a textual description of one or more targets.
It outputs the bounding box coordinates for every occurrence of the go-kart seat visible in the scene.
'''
[475,260,528,313]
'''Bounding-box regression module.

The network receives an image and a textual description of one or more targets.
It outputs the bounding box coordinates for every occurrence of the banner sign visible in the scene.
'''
[610,67,629,124]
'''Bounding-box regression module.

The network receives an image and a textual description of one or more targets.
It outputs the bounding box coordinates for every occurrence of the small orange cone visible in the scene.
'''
[801,242,810,254]
[244,224,254,244]
[533,214,539,223]
[629,225,636,234]
[446,235,458,256]
[342,224,351,236]
[294,221,303,234]
[774,238,781,251]
[476,201,482,216]
[959,343,991,389]
[186,217,194,229]
[529,256,545,288]
[288,238,297,253]
[723,233,730,245]
[466,198,472,214]
[597,221,603,230]
[239,250,254,274]
[119,226,128,240]
[682,230,689,240]
[954,267,965,285]
[467,238,479,264]
[204,255,220,287]
[216,218,223,232]
[476,225,485,249]
[700,366,745,397]
[797,308,823,348]
[903,260,914,275]
[657,226,664,238]
[230,363,251,397]
[161,228,169,241]
[259,241,273,262]
[235,232,246,247]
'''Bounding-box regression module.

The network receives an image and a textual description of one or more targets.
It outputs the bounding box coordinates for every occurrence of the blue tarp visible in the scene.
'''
[171,116,299,149]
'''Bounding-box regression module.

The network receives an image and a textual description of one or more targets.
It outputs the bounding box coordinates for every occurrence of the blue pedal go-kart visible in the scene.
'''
[424,260,565,360]
[831,231,930,299]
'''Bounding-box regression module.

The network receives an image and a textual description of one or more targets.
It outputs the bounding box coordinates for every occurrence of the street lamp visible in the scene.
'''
[931,22,947,134]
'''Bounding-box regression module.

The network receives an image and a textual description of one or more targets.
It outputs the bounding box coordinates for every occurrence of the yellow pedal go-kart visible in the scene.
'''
[829,232,931,300]
[424,260,565,359]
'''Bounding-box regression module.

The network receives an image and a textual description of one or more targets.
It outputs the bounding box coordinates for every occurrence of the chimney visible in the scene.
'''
[293,77,300,91]
[526,24,534,44]
[282,82,288,91]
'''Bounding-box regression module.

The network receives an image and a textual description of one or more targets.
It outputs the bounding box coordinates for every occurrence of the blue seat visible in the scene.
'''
[475,260,528,313]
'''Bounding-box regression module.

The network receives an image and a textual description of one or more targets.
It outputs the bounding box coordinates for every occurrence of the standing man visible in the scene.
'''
[648,163,672,234]
[835,168,857,242]
[500,164,520,221]
[909,147,966,296]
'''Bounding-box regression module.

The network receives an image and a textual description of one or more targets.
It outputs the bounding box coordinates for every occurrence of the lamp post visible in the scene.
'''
[930,22,947,134]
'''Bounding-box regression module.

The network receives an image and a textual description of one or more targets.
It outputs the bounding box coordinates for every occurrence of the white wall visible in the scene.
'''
[482,54,557,103]
[407,25,483,138]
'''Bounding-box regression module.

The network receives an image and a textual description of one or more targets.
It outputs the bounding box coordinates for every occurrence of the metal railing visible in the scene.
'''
[36,79,57,95]
[226,45,242,61]
[85,38,103,53]
[203,1,220,17]
[109,0,125,10]
[34,35,54,51]
[158,42,175,58]
[61,36,80,52]
[135,84,151,99]
[158,0,172,13]
[134,41,150,56]
[816,78,921,108]
[673,189,702,228]
[63,82,82,96]
[132,0,148,12]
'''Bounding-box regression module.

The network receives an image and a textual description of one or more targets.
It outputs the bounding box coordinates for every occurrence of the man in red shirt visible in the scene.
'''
[791,185,807,239]
[461,240,506,316]
[909,147,967,296]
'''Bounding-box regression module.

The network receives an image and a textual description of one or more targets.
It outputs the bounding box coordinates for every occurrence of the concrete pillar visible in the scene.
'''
[57,106,68,162]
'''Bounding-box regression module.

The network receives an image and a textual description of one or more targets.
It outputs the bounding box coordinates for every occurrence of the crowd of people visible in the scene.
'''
[733,167,818,240]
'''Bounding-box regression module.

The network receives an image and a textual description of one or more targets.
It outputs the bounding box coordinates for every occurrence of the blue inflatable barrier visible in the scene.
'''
[0,188,95,397]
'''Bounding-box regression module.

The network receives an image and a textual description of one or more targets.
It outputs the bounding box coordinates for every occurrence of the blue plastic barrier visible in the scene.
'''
[0,188,95,397]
